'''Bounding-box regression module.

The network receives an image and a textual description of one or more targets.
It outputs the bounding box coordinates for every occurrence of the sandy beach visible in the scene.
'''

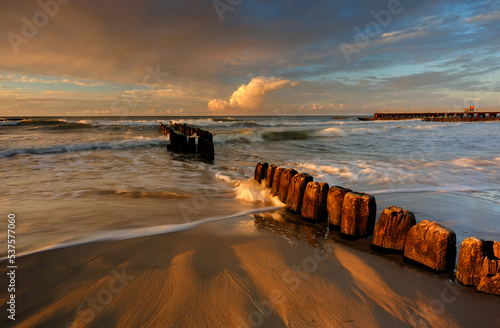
[2,211,499,328]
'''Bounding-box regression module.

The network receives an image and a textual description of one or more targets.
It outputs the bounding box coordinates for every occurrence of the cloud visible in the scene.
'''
[384,71,466,89]
[0,74,105,86]
[208,76,298,111]
[465,12,500,23]
[379,29,428,44]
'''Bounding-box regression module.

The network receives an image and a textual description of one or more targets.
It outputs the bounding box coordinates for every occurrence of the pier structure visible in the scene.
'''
[372,107,500,121]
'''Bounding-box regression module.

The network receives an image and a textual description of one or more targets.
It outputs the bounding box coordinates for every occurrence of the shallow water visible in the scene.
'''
[1,116,499,255]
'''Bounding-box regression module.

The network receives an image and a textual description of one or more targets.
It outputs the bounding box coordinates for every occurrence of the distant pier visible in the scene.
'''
[360,108,500,121]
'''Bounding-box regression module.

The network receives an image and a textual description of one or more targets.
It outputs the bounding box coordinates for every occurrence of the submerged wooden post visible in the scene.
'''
[254,162,269,183]
[160,123,215,162]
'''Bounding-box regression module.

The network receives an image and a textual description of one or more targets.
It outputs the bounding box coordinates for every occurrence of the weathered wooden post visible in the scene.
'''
[340,192,376,239]
[476,241,500,295]
[326,186,352,229]
[278,168,298,203]
[457,237,486,286]
[286,173,313,213]
[254,162,269,183]
[372,206,415,252]
[265,164,277,188]
[301,181,329,222]
[404,220,456,272]
[271,167,283,196]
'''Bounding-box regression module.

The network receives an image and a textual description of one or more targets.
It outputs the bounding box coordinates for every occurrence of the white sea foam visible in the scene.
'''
[216,172,285,206]
[215,172,238,185]
[449,157,500,169]
[234,178,285,206]
[0,121,22,126]
[294,162,355,179]
[316,127,346,137]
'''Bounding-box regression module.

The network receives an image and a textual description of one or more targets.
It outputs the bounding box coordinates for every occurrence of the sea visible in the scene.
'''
[1,116,499,256]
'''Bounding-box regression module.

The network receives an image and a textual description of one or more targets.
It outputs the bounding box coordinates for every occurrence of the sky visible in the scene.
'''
[0,0,499,116]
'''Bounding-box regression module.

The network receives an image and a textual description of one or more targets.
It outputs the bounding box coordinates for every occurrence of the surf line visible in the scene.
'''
[1,206,283,261]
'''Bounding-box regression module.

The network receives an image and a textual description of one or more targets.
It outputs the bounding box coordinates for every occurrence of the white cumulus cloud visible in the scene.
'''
[208,76,298,111]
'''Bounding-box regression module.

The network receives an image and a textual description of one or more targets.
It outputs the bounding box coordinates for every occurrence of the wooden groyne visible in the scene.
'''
[254,162,500,296]
[159,122,214,162]
[362,108,500,122]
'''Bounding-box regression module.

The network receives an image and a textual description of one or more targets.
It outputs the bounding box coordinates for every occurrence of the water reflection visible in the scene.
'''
[253,209,328,248]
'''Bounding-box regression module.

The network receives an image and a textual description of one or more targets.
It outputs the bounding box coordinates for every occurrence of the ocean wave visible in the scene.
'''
[211,117,239,122]
[449,157,500,169]
[0,137,167,158]
[214,127,344,143]
[368,186,499,195]
[215,172,239,185]
[294,162,355,179]
[215,172,284,206]
[292,161,428,187]
[292,157,500,193]
[234,179,285,206]
[255,120,356,127]
[9,118,96,130]
[0,121,22,126]
[108,190,193,199]
[49,122,93,130]
[172,118,261,128]
[19,118,67,126]
[82,120,161,127]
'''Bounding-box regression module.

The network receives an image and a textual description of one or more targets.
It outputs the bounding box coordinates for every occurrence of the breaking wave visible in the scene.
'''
[214,127,345,143]
[215,172,284,206]
[0,137,167,158]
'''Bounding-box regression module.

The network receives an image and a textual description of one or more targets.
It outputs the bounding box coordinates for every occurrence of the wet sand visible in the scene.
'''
[1,211,499,328]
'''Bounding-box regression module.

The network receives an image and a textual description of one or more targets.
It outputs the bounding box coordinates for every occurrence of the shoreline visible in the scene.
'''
[3,189,498,260]
[1,213,498,328]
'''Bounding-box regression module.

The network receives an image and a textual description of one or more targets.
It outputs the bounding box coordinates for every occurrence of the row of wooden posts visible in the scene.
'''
[159,122,215,162]
[254,162,500,296]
